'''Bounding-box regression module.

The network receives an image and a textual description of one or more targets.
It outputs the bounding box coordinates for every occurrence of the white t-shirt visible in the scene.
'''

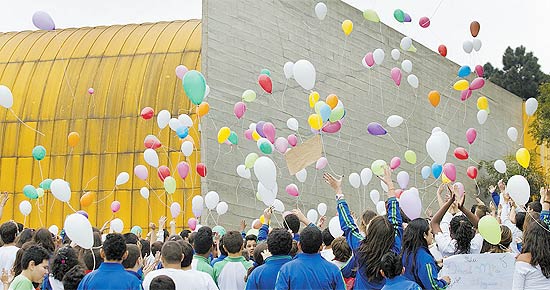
[48,276,64,290]
[434,231,483,257]
[0,245,19,290]
[320,248,334,262]
[513,261,550,290]
[142,268,218,290]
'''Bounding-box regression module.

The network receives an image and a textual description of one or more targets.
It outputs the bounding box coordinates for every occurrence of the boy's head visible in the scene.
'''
[161,241,183,265]
[475,205,490,219]
[62,265,86,290]
[379,251,403,279]
[527,201,542,213]
[140,239,151,258]
[179,230,191,242]
[22,245,50,283]
[322,228,335,248]
[101,233,128,262]
[222,231,244,255]
[122,244,142,270]
[516,212,526,231]
[151,241,163,257]
[331,237,351,262]
[83,248,102,271]
[283,214,300,234]
[180,241,194,268]
[123,233,139,245]
[298,226,322,254]
[193,227,213,255]
[150,275,175,290]
[267,228,293,256]
[0,221,18,244]
[244,234,257,257]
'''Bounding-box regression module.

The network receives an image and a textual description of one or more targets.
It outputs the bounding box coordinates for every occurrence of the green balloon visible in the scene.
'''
[245,153,259,168]
[39,179,52,190]
[228,131,238,145]
[32,145,46,161]
[36,188,44,198]
[260,69,271,76]
[329,107,345,122]
[182,70,206,105]
[259,142,273,154]
[23,185,38,199]
[242,90,257,102]
[393,9,405,23]
[363,9,380,22]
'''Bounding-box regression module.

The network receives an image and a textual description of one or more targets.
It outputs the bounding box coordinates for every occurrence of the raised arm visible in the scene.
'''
[379,167,403,252]
[0,192,8,220]
[257,208,271,242]
[430,185,455,235]
[436,184,446,208]
[456,187,479,228]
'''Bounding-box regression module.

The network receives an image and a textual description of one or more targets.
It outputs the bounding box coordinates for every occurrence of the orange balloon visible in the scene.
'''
[326,94,339,109]
[68,132,80,147]
[428,91,441,107]
[197,102,210,117]
[470,21,480,37]
[80,192,95,207]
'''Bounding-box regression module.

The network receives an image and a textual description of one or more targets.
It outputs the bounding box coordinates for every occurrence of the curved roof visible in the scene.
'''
[0,20,202,231]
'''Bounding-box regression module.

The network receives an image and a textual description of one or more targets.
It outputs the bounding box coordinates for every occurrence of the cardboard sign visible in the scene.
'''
[284,135,323,175]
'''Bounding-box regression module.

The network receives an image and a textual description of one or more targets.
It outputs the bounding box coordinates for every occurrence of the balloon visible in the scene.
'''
[182,70,206,105]
[308,114,323,130]
[192,195,204,213]
[466,128,477,144]
[359,168,372,186]
[443,163,456,182]
[79,191,94,207]
[258,138,273,154]
[397,171,409,189]
[188,218,197,230]
[400,37,412,50]
[227,131,238,145]
[454,147,469,160]
[36,188,44,198]
[390,157,401,170]
[197,102,210,117]
[426,128,450,165]
[114,172,129,186]
[400,60,412,74]
[205,191,220,210]
[407,74,419,89]
[286,184,299,197]
[525,98,538,116]
[32,11,55,30]
[254,157,277,190]
[110,218,124,233]
[400,188,422,220]
[315,2,327,20]
[461,89,473,101]
[458,66,471,77]
[162,176,176,194]
[274,137,289,154]
[258,74,272,94]
[0,85,13,108]
[364,53,375,67]
[286,118,299,131]
[283,62,294,79]
[316,157,328,170]
[467,166,478,179]
[367,122,387,136]
[342,20,353,36]
[453,80,469,91]
[325,94,338,109]
[419,16,430,28]
[307,209,318,224]
[263,122,276,143]
[217,127,231,144]
[421,166,431,180]
[507,127,518,142]
[470,78,485,90]
[181,141,194,157]
[32,145,47,161]
[432,163,443,179]
[428,91,440,107]
[157,166,171,182]
[245,153,259,168]
[477,110,488,125]
[438,45,447,57]
[196,163,207,177]
[373,49,385,65]
[233,102,247,119]
[478,215,501,245]
[363,9,380,22]
[390,68,402,86]
[260,69,271,76]
[18,200,32,216]
[516,148,530,168]
[314,101,331,122]
[296,168,307,183]
[463,41,473,53]
[404,150,417,164]
[288,134,298,147]
[371,160,387,176]
[507,175,530,206]
[387,115,404,128]
[137,187,149,199]
[110,201,121,213]
[40,179,52,190]
[477,96,489,110]
[51,179,71,202]
[66,131,80,147]
[376,201,387,215]
[168,118,182,131]
[236,164,251,179]
[23,185,38,199]
[144,149,159,168]
[329,216,344,238]
[404,13,412,22]
[216,202,228,215]
[157,110,170,129]
[258,182,276,206]
[494,160,507,174]
[349,173,361,189]
[144,135,162,149]
[454,182,465,198]
[475,65,484,77]
[168,202,181,219]
[309,91,320,108]
[64,213,93,249]
[470,21,481,37]
[473,39,482,52]
[175,65,188,79]
[48,225,59,236]
[293,60,316,90]
[393,9,405,22]
[241,89,257,102]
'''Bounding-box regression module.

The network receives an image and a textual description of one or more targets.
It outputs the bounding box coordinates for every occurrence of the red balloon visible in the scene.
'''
[144,135,162,149]
[467,166,478,179]
[438,45,447,57]
[454,147,469,160]
[141,107,154,120]
[197,163,207,177]
[157,166,171,181]
[258,74,272,94]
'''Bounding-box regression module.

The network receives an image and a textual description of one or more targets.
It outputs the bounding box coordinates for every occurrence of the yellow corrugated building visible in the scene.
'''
[523,103,550,178]
[0,20,202,233]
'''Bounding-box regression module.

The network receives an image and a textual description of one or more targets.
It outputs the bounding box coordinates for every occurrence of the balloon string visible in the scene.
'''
[430,0,445,19]
[38,161,44,182]
[213,144,221,169]
[63,148,74,180]
[95,186,116,203]
[10,109,45,136]
[405,120,411,149]
[235,179,241,203]
[66,202,77,213]
[280,80,288,111]
[320,134,341,176]
[145,181,168,208]
[23,215,27,227]
[36,200,44,227]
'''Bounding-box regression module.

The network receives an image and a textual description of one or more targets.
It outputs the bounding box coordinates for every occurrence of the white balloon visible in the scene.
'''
[477,109,488,125]
[370,190,380,204]
[144,149,159,168]
[380,180,388,192]
[391,49,400,60]
[170,202,181,218]
[329,216,343,238]
[48,225,59,236]
[283,62,294,79]
[361,57,369,68]
[525,98,538,116]
[115,172,129,186]
[494,160,507,174]
[507,175,530,206]
[19,201,32,216]
[237,164,251,179]
[360,168,373,186]
[307,209,318,224]
[258,182,276,206]
[51,179,71,202]
[204,85,210,99]
[407,74,419,88]
[287,118,299,131]
[293,59,316,90]
[157,110,170,129]
[169,118,182,131]
[0,85,14,109]
[216,201,228,215]
[110,218,124,233]
[273,199,285,212]
[507,127,518,142]
[296,168,307,183]
[425,129,450,165]
[472,39,482,51]
[192,195,204,209]
[314,2,327,20]
[317,203,327,216]
[140,187,150,199]
[254,157,277,190]
[373,48,385,65]
[400,37,412,50]
[205,191,220,210]
[181,141,194,157]
[401,60,412,73]
[349,173,361,189]
[64,213,93,249]
[463,40,473,53]
[376,201,387,215]
[178,114,193,127]
[386,115,404,128]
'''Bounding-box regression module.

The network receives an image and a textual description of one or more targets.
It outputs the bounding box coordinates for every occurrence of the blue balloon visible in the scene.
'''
[457,65,471,77]
[432,163,443,179]
[176,126,189,139]
[421,166,431,180]
[319,104,331,122]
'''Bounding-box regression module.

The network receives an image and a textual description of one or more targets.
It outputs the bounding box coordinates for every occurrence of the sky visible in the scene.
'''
[1,0,549,72]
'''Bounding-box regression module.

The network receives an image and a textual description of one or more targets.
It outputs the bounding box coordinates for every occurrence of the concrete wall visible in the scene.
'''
[201,0,523,228]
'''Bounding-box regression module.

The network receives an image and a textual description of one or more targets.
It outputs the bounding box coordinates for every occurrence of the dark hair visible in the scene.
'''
[332,237,351,262]
[188,232,197,245]
[123,233,139,245]
[15,228,35,248]
[475,205,490,219]
[122,244,141,269]
[13,242,37,276]
[322,228,335,247]
[470,204,478,214]
[180,241,194,267]
[62,265,86,290]
[267,228,293,256]
[527,201,542,213]
[0,221,19,244]
[102,233,127,261]
[522,221,550,278]
[150,275,175,290]
[290,240,298,257]
[140,239,151,258]
[223,231,243,254]
[450,215,475,254]
[380,251,402,279]
[245,234,257,242]
[516,212,526,232]
[481,225,512,253]
[22,245,50,270]
[245,243,268,282]
[524,212,541,234]
[161,241,183,264]
[402,218,432,287]
[360,210,377,233]
[284,214,300,234]
[162,229,169,242]
[299,226,322,254]
[168,234,183,242]
[180,230,191,240]
[33,228,56,254]
[217,237,228,256]
[400,208,411,224]
[358,215,395,282]
[194,227,213,255]
[151,241,163,256]
[51,247,80,281]
[93,232,102,247]
[83,248,102,271]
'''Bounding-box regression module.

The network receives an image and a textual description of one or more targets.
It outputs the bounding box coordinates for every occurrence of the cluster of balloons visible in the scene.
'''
[154,109,194,139]
[453,66,485,105]
[393,9,412,23]
[217,127,239,146]
[462,21,482,54]
[307,92,346,132]
[244,121,279,154]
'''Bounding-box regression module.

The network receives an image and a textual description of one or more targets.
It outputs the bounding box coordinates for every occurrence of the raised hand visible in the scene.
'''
[263,207,273,224]
[240,219,247,232]
[0,192,8,207]
[323,172,342,195]
[317,215,326,228]
[291,208,310,225]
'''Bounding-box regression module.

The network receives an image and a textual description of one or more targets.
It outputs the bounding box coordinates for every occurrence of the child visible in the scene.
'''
[380,252,421,290]
[213,231,253,290]
[8,245,50,290]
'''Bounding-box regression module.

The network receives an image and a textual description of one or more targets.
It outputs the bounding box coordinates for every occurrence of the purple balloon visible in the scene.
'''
[404,13,412,23]
[77,210,89,219]
[256,121,266,138]
[32,11,55,31]
[367,122,387,136]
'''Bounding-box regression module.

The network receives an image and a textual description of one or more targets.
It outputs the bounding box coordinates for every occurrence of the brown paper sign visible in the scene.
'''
[284,135,323,175]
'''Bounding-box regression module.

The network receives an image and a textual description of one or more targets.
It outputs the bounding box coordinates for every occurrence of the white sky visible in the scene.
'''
[1,0,549,72]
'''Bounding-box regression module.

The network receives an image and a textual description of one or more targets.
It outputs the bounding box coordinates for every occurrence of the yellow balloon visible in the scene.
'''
[407,44,417,53]
[404,150,417,164]
[478,216,501,245]
[516,148,530,168]
[453,80,469,91]
[309,91,320,108]
[342,20,353,36]
[252,130,261,141]
[308,114,323,130]
[441,172,451,184]
[217,127,231,144]
[259,215,265,224]
[477,96,488,110]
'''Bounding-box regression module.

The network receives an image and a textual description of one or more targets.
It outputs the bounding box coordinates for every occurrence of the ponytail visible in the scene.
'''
[450,215,475,254]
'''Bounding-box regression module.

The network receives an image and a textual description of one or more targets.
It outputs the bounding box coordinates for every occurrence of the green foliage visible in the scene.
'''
[529,83,550,145]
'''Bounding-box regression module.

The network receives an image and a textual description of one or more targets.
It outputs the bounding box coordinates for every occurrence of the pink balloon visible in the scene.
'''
[244,129,253,140]
[391,68,402,86]
[170,202,181,219]
[460,89,472,101]
[364,52,375,67]
[466,128,477,144]
[390,157,401,170]
[286,184,299,197]
[400,190,422,220]
[87,88,95,95]
[177,161,190,179]
[263,122,276,144]
[134,165,148,180]
[322,121,342,134]
[288,134,298,147]
[475,65,484,78]
[234,102,247,119]
[274,137,289,153]
[111,201,121,213]
[419,16,430,28]
[316,157,328,170]
[454,182,465,198]
[469,77,485,90]
[397,171,409,189]
[175,65,188,79]
[443,163,457,182]
[188,218,197,230]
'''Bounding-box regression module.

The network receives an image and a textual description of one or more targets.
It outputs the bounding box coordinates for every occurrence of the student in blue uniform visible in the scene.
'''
[380,251,421,290]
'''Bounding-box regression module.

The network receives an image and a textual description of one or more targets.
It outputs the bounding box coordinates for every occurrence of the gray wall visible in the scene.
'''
[201,0,523,228]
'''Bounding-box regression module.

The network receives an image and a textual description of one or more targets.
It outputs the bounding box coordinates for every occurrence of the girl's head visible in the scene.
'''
[522,221,550,278]
[358,215,395,282]
[15,229,35,248]
[331,237,351,263]
[481,225,512,253]
[52,247,80,281]
[359,210,377,234]
[33,228,56,254]
[450,215,475,254]
[402,218,432,253]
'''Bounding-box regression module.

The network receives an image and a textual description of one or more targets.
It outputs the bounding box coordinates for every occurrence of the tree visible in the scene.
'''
[483,46,549,100]
[529,83,550,144]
